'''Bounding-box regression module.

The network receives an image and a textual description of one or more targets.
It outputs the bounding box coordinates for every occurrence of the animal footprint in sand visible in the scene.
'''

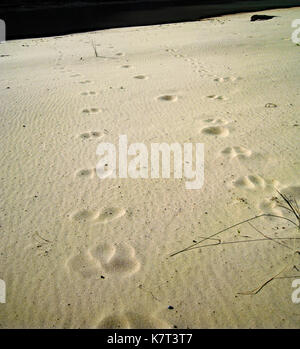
[75,168,96,179]
[82,108,101,114]
[79,131,103,139]
[201,119,230,137]
[259,185,300,218]
[157,95,178,102]
[81,91,97,96]
[259,197,283,216]
[202,126,229,137]
[97,312,170,329]
[70,207,126,224]
[214,77,242,82]
[221,146,252,159]
[233,175,279,192]
[67,242,140,279]
[207,95,228,101]
[134,75,148,80]
[90,242,140,275]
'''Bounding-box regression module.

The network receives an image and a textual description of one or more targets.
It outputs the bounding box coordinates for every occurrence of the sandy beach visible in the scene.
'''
[0,6,300,328]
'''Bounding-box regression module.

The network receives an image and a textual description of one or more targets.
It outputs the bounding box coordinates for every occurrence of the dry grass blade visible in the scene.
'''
[248,222,292,250]
[237,264,290,295]
[276,189,300,223]
[169,190,300,294]
[170,213,298,257]
[185,237,300,252]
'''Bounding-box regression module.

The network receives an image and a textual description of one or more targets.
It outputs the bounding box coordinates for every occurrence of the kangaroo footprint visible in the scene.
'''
[75,168,96,179]
[214,77,242,82]
[233,175,279,191]
[203,118,229,125]
[81,91,97,96]
[207,95,228,101]
[79,80,92,84]
[79,131,103,139]
[82,108,101,114]
[157,95,178,102]
[258,185,300,222]
[221,146,252,159]
[259,197,283,216]
[70,207,126,224]
[201,126,229,137]
[201,118,230,137]
[134,75,148,80]
[67,242,140,279]
[90,242,140,275]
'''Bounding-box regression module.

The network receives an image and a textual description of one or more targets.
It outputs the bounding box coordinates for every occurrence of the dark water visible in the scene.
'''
[0,0,299,39]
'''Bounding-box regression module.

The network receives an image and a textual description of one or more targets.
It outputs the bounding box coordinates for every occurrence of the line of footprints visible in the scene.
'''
[57,46,243,106]
[64,46,246,282]
[165,46,243,101]
[68,46,243,106]
[54,51,141,280]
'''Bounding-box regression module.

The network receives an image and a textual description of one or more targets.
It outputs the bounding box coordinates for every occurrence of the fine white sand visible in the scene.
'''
[0,7,300,328]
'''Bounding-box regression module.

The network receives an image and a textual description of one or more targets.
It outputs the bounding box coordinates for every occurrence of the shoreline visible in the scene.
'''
[0,1,299,40]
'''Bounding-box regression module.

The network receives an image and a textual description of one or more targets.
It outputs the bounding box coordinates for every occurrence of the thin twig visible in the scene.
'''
[185,237,300,251]
[237,264,290,295]
[248,222,292,250]
[170,213,298,257]
[91,40,98,58]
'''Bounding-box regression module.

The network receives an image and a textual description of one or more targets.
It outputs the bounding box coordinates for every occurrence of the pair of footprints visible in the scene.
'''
[233,176,300,198]
[76,131,105,179]
[208,77,242,100]
[71,207,126,224]
[166,48,209,75]
[233,176,300,216]
[68,242,140,279]
[200,119,256,159]
[259,185,300,216]
[233,175,279,192]
[79,130,103,140]
[201,118,231,137]
[78,83,100,113]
